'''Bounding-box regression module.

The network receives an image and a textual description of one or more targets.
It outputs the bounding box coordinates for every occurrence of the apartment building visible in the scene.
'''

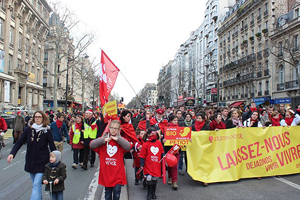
[0,0,51,111]
[218,0,289,106]
[269,2,300,108]
[157,60,173,107]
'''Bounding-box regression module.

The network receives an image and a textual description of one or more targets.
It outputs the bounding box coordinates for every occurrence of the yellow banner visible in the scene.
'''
[187,126,300,183]
[104,100,117,116]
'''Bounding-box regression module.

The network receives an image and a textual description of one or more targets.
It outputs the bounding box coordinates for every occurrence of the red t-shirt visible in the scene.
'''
[93,139,127,187]
[139,140,164,177]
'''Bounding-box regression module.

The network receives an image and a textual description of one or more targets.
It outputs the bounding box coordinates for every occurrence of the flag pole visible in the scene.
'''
[119,71,144,107]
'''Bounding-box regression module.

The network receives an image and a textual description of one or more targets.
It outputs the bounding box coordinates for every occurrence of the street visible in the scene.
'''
[1,131,300,200]
[0,132,104,200]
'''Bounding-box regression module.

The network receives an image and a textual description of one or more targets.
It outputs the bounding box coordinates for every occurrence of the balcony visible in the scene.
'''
[250,19,254,27]
[263,49,269,57]
[277,83,285,90]
[257,51,262,60]
[264,69,269,76]
[285,80,298,89]
[265,90,269,95]
[212,11,218,20]
[258,91,262,96]
[257,15,261,22]
[257,71,262,78]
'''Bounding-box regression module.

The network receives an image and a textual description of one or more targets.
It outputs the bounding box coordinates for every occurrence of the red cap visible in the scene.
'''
[156,109,164,114]
[17,111,21,115]
[144,105,150,108]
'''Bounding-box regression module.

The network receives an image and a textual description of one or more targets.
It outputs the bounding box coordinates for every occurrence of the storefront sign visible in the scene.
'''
[211,88,217,94]
[274,98,291,104]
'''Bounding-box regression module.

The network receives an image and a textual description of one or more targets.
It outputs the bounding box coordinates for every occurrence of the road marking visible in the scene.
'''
[84,166,100,200]
[2,160,24,170]
[274,177,300,190]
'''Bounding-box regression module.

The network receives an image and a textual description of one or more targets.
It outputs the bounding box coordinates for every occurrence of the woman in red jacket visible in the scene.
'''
[69,114,84,169]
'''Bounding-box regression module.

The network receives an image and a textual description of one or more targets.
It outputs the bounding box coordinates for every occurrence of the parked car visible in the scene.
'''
[1,113,14,129]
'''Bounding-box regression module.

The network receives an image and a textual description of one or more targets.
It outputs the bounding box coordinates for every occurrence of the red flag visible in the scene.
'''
[100,50,120,107]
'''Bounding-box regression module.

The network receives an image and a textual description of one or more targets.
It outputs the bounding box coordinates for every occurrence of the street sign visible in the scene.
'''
[211,88,217,94]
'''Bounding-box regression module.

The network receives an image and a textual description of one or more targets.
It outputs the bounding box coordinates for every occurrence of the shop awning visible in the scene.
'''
[230,101,244,108]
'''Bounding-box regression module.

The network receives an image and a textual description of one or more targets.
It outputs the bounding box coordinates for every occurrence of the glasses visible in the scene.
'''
[34,116,43,119]
[109,127,119,131]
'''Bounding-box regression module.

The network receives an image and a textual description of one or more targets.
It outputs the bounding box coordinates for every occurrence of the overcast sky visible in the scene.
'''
[50,0,206,104]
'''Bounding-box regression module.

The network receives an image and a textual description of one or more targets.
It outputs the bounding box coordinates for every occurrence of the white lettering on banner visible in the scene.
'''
[105,158,117,166]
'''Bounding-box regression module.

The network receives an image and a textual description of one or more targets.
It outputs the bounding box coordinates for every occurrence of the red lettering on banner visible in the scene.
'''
[240,146,248,160]
[248,144,256,159]
[226,153,236,168]
[255,142,262,157]
[265,162,279,171]
[264,132,291,153]
[276,145,300,167]
[217,156,228,171]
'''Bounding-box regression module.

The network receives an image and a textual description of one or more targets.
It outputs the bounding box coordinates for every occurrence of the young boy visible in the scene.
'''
[43,150,67,200]
[90,120,131,200]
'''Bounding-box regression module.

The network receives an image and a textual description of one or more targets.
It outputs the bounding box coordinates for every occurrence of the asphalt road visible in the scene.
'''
[0,135,103,200]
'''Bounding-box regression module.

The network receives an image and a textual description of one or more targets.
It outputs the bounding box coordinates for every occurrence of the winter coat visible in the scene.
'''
[0,117,7,131]
[243,118,262,127]
[14,115,25,131]
[50,122,69,142]
[43,162,67,192]
[10,126,56,173]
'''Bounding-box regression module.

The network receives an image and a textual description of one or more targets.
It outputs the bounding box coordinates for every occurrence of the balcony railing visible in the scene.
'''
[285,80,298,89]
[264,69,269,76]
[264,10,268,17]
[265,90,269,95]
[277,83,285,90]
[257,71,262,78]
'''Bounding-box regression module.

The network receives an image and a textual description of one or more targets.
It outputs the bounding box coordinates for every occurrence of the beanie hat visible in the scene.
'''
[17,111,21,115]
[51,150,61,164]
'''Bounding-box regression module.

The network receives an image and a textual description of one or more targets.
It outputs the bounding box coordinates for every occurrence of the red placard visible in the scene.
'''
[164,127,191,140]
[211,88,217,94]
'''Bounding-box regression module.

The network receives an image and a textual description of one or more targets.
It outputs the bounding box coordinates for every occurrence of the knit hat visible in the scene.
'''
[17,111,21,115]
[86,109,93,114]
[156,109,164,114]
[51,150,61,164]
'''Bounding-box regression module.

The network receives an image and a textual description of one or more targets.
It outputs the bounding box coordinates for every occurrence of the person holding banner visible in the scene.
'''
[243,111,262,127]
[230,109,244,128]
[139,127,164,200]
[280,109,300,126]
[163,115,180,190]
[192,112,210,131]
[209,113,226,130]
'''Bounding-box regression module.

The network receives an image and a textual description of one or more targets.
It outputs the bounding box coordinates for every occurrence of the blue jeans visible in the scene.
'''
[178,151,184,171]
[105,184,121,200]
[52,191,63,200]
[29,173,43,200]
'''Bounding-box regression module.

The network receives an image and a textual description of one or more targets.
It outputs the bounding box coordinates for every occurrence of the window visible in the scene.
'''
[44,52,48,60]
[279,41,283,56]
[265,3,268,13]
[265,21,268,29]
[8,55,13,72]
[296,8,299,17]
[36,69,39,83]
[265,60,269,69]
[0,18,4,40]
[259,82,262,92]
[9,26,14,45]
[294,35,298,50]
[258,8,261,16]
[293,61,299,80]
[279,65,284,84]
[258,25,261,32]
[31,65,34,73]
[18,33,22,50]
[266,81,269,90]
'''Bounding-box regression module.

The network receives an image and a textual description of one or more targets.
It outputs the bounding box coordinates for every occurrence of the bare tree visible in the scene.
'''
[31,2,95,111]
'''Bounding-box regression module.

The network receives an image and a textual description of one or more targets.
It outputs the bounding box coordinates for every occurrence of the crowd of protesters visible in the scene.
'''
[3,101,300,200]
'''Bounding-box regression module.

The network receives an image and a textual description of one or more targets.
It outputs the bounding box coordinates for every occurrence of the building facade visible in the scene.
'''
[0,0,51,111]
[218,0,290,106]
[269,2,300,108]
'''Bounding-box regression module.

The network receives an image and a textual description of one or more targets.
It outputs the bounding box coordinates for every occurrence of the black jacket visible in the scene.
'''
[10,126,56,173]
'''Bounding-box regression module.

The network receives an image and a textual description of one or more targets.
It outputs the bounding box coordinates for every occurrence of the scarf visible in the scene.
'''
[184,120,193,127]
[147,134,158,142]
[56,120,63,128]
[232,118,242,127]
[285,117,294,126]
[121,120,139,143]
[194,120,205,131]
[49,161,60,168]
[32,123,47,133]
[75,122,82,130]
[250,107,257,112]
[133,113,139,118]
[271,117,280,126]
[297,109,300,113]
[210,120,226,130]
